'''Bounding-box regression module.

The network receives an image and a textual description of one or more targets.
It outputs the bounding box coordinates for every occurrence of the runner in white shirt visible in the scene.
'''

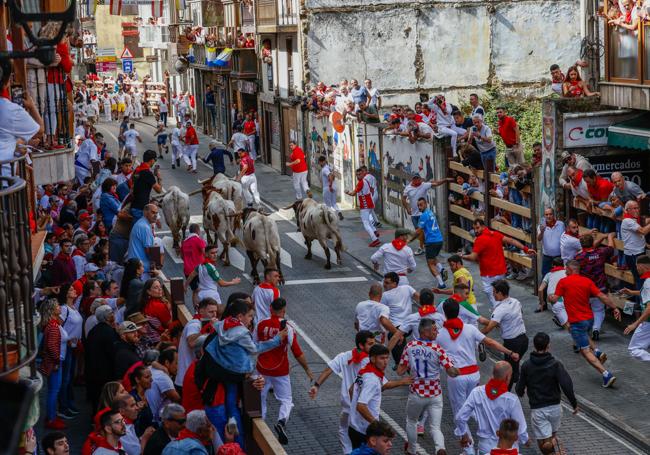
[252,268,281,325]
[623,255,650,362]
[309,331,375,454]
[371,228,416,285]
[347,344,411,451]
[171,122,182,169]
[397,318,460,455]
[380,272,420,365]
[560,219,581,263]
[401,174,449,255]
[318,156,342,219]
[184,245,241,305]
[398,289,446,338]
[436,298,516,455]
[362,166,380,227]
[122,124,142,159]
[354,283,400,345]
[101,93,112,122]
[454,362,529,454]
[538,257,569,327]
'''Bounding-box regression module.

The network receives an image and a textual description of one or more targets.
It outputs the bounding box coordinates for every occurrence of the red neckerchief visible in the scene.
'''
[223,316,243,331]
[625,8,632,23]
[72,249,86,257]
[348,348,369,365]
[203,256,216,265]
[450,293,463,302]
[443,318,464,340]
[193,313,202,320]
[571,169,583,187]
[358,362,385,380]
[550,266,564,273]
[82,432,122,455]
[259,281,280,299]
[134,162,151,174]
[490,449,518,455]
[418,305,437,317]
[56,251,71,261]
[392,238,407,251]
[564,229,579,239]
[641,272,650,280]
[623,213,641,224]
[124,416,135,425]
[485,378,509,400]
[411,180,422,188]
[177,428,210,445]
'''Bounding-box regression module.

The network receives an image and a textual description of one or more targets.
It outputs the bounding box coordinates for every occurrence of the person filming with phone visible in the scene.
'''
[0,58,44,176]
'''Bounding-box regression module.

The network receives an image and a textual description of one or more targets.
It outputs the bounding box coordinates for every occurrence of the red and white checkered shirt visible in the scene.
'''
[399,339,454,398]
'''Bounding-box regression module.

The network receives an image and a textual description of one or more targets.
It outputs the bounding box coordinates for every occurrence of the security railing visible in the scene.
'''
[0,155,36,379]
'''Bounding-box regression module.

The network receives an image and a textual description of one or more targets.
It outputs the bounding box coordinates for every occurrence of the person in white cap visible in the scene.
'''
[371,228,416,286]
[74,134,98,185]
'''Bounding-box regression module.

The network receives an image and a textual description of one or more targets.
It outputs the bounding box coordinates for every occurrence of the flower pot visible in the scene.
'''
[0,343,21,382]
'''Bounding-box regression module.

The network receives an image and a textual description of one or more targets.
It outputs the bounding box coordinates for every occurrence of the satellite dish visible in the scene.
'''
[329,111,345,133]
[174,56,189,74]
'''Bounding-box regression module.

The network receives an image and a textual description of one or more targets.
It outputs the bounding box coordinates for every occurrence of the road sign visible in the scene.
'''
[122,59,133,73]
[120,47,134,59]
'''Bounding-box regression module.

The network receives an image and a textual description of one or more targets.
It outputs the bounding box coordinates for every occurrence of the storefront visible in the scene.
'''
[259,98,282,169]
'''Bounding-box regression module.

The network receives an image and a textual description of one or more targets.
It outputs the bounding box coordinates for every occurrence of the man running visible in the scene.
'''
[309,331,375,454]
[252,268,281,325]
[371,228,416,285]
[287,141,311,200]
[410,198,446,288]
[361,165,381,228]
[434,254,476,306]
[318,156,343,220]
[548,260,621,387]
[355,283,401,346]
[183,120,200,174]
[122,123,142,160]
[461,219,535,309]
[236,148,260,207]
[347,168,380,247]
[622,255,650,362]
[380,272,420,365]
[183,244,241,305]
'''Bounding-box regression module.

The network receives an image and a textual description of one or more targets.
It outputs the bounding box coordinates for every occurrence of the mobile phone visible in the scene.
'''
[11,85,24,106]
[280,319,287,330]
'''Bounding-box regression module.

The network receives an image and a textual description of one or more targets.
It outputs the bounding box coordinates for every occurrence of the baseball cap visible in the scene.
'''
[84,263,100,273]
[79,212,93,222]
[127,312,148,325]
[560,151,571,162]
[395,228,412,238]
[117,321,140,335]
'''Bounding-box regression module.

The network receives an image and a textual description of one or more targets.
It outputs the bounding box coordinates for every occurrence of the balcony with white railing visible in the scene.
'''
[256,0,298,32]
[278,0,298,27]
[138,25,171,49]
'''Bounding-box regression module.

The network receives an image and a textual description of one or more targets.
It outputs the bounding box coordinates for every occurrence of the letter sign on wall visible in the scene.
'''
[563,112,636,148]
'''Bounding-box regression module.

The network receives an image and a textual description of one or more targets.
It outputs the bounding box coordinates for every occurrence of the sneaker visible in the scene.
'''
[602,371,616,388]
[274,422,289,445]
[369,239,381,247]
[573,345,580,353]
[591,330,600,341]
[440,268,449,282]
[506,272,517,280]
[414,248,424,256]
[171,165,175,169]
[478,342,487,362]
[551,316,563,328]
[375,222,383,228]
[176,158,181,167]
[437,282,447,290]
[45,419,67,430]
[417,424,425,436]
[66,407,80,416]
[337,212,344,221]
[596,350,607,364]
[57,410,75,420]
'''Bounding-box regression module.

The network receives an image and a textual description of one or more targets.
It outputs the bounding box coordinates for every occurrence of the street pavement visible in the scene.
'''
[40,117,646,455]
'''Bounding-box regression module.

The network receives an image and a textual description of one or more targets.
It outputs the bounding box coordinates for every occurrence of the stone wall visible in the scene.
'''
[303,0,581,105]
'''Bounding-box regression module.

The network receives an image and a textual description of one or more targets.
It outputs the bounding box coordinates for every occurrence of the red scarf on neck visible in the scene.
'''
[485,378,509,400]
[134,162,151,174]
[443,318,463,340]
[418,305,437,317]
[177,428,207,443]
[392,238,407,251]
[640,272,650,280]
[348,348,369,365]
[223,316,243,331]
[490,449,518,455]
[72,249,87,257]
[203,256,216,265]
[411,180,422,188]
[358,362,384,380]
[564,229,579,239]
[623,213,641,224]
[550,266,564,273]
[450,293,463,302]
[109,190,120,202]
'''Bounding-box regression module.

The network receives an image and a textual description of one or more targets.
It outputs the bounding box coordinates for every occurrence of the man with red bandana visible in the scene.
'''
[252,268,281,325]
[370,228,416,285]
[256,298,314,445]
[347,167,380,247]
[437,299,517,455]
[83,407,128,455]
[454,362,529,454]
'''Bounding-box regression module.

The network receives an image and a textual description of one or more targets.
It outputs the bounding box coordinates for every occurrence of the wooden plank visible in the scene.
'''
[487,173,531,194]
[491,220,531,243]
[504,250,533,268]
[605,263,635,284]
[449,204,483,221]
[573,199,615,220]
[449,160,484,179]
[253,418,288,455]
[577,226,625,251]
[490,197,531,218]
[449,182,483,201]
[450,225,475,243]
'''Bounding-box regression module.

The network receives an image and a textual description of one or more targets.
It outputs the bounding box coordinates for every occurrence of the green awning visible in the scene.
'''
[608,114,650,151]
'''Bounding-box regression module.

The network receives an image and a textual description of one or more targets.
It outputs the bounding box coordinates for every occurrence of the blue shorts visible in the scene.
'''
[569,319,594,350]
[157,135,168,145]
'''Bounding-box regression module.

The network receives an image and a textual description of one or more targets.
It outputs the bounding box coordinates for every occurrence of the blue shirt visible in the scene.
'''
[418,208,443,244]
[126,216,155,272]
[203,147,234,175]
[350,86,368,105]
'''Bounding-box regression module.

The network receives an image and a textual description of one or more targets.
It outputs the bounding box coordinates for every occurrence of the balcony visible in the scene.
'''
[0,156,37,381]
[601,9,650,110]
[138,25,171,49]
[256,0,299,33]
[231,48,257,78]
[190,43,232,72]
[223,0,256,44]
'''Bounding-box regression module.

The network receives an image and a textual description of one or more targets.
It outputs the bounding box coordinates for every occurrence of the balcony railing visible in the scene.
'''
[255,0,298,29]
[604,7,650,84]
[0,156,37,380]
[139,25,171,49]
[279,0,298,26]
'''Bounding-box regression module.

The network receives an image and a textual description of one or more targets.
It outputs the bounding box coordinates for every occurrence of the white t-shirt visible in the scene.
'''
[252,284,279,325]
[403,182,432,216]
[171,127,181,146]
[399,311,445,338]
[321,165,335,190]
[231,132,249,152]
[197,264,222,304]
[60,304,83,347]
[175,319,201,386]
[560,233,581,263]
[380,285,416,327]
[542,269,567,295]
[123,129,139,147]
[621,218,646,255]
[367,87,380,106]
[115,93,126,104]
[327,350,370,409]
[491,297,526,340]
[436,300,480,327]
[349,371,388,434]
[436,323,485,369]
[355,300,390,333]
[146,367,175,423]
[159,100,168,113]
[417,122,434,136]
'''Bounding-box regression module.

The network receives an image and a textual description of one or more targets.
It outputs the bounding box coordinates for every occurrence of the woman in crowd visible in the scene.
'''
[137,278,172,336]
[57,284,83,419]
[39,299,68,430]
[100,177,121,231]
[98,381,127,410]
[562,66,599,97]
[121,258,146,316]
[129,365,155,434]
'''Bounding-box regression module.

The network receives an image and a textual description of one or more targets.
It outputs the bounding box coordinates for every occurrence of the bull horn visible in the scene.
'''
[188,188,203,197]
[281,203,295,210]
[198,177,212,185]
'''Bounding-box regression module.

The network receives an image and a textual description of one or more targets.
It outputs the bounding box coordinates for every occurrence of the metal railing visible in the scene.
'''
[0,155,36,379]
[25,66,71,148]
[278,0,298,26]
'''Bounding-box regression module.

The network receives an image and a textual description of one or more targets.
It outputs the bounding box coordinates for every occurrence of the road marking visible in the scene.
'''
[162,236,183,264]
[356,265,371,275]
[280,248,292,268]
[283,277,367,286]
[288,319,428,455]
[221,246,247,272]
[189,214,203,224]
[285,231,340,263]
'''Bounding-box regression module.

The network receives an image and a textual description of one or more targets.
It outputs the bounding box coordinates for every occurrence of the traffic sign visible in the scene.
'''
[120,47,134,59]
[122,59,133,73]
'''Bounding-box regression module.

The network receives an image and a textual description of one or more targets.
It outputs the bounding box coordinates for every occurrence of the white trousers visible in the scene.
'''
[241,174,261,205]
[360,209,378,241]
[171,144,182,163]
[338,403,352,454]
[184,144,199,170]
[261,375,293,422]
[406,393,444,454]
[629,322,650,361]
[247,135,257,160]
[551,299,568,326]
[590,297,605,331]
[369,194,379,224]
[481,275,505,310]
[133,103,143,119]
[448,372,480,455]
[323,187,340,212]
[437,125,465,156]
[292,171,310,200]
[125,144,137,158]
[103,105,112,122]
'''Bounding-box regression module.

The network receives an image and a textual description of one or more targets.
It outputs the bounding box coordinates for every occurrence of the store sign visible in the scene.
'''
[589,154,647,188]
[563,111,635,148]
[97,61,117,73]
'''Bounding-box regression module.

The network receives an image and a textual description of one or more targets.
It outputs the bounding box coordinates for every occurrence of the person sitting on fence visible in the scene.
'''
[406,120,434,143]
[584,169,615,233]
[458,143,484,170]
[429,94,465,157]
[559,151,592,189]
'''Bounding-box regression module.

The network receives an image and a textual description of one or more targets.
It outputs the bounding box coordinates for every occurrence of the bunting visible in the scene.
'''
[109,0,122,15]
[152,0,164,17]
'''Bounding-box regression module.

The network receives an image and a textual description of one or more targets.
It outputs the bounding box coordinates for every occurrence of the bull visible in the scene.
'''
[151,186,190,252]
[202,187,239,266]
[241,208,283,284]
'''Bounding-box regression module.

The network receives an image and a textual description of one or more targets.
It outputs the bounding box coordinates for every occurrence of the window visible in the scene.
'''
[604,2,650,84]
[286,38,294,96]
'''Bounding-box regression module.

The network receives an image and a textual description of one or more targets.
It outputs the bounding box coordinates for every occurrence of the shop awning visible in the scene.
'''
[608,114,650,151]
